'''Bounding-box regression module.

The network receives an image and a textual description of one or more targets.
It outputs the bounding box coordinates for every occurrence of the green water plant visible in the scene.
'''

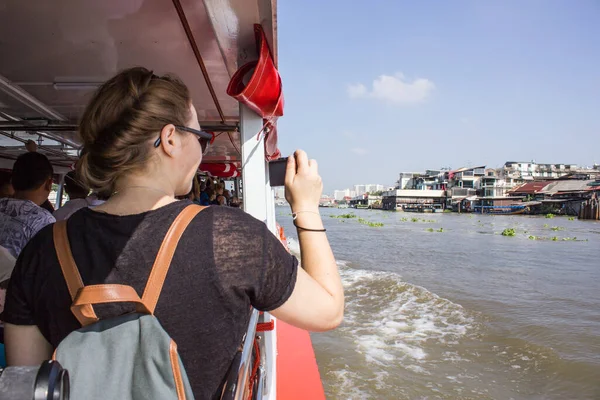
[528,235,537,240]
[437,228,444,232]
[545,213,555,219]
[501,228,517,237]
[426,228,434,232]
[356,217,383,227]
[334,213,357,219]
[411,218,419,223]
[568,217,575,221]
[550,226,564,231]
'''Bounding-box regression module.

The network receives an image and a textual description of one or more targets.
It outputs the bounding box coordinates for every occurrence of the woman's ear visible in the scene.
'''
[159,124,178,157]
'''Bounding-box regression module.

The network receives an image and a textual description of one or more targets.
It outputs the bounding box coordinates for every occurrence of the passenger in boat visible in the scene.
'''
[229,196,241,208]
[197,181,211,206]
[0,171,14,198]
[23,138,56,213]
[40,199,55,214]
[53,171,104,221]
[2,67,343,399]
[0,152,56,259]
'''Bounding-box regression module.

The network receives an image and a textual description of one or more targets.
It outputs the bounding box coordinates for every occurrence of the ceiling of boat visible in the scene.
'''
[0,0,277,167]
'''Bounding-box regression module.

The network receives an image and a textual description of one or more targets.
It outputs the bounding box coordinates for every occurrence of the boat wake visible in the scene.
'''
[286,238,478,398]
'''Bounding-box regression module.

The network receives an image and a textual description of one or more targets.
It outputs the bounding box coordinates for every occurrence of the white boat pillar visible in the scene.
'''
[239,103,278,399]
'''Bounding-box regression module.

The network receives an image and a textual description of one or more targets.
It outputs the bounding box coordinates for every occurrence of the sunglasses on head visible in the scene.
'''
[154,125,212,154]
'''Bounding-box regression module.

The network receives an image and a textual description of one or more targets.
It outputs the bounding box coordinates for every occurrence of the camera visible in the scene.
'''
[0,360,69,400]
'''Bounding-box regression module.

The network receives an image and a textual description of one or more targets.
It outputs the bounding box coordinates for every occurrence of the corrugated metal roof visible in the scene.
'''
[509,181,552,194]
[542,180,596,194]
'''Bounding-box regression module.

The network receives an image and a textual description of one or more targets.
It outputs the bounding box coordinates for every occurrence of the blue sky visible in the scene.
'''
[275,0,600,193]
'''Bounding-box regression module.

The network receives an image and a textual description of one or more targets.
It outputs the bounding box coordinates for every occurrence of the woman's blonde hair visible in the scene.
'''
[77,67,192,197]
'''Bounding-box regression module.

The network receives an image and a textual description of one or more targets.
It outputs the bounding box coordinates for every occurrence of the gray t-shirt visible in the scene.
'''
[0,198,56,258]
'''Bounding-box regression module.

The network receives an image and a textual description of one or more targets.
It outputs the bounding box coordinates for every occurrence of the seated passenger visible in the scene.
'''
[198,182,212,206]
[0,171,14,198]
[212,183,227,205]
[53,171,104,221]
[2,67,343,399]
[230,196,241,208]
[0,152,56,259]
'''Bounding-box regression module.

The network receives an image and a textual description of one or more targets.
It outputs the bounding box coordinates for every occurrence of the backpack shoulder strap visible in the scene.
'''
[141,204,206,314]
[53,220,99,325]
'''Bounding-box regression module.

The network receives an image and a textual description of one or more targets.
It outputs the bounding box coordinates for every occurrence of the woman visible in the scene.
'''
[2,67,343,399]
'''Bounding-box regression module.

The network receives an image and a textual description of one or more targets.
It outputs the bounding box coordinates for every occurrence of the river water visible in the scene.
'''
[276,208,600,400]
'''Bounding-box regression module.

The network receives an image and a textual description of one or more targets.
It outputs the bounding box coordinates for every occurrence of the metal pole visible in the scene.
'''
[55,174,65,209]
[234,309,259,400]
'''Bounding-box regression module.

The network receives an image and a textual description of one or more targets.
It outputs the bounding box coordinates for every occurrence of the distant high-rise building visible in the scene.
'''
[365,184,384,193]
[334,189,356,200]
[354,185,366,196]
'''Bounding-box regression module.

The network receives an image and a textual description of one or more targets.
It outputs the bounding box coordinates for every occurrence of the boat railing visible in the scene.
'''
[220,308,265,400]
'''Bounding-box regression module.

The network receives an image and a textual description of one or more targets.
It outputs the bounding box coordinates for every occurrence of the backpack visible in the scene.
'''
[52,204,205,400]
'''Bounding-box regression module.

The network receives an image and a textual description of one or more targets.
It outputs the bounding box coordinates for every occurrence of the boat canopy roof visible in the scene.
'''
[0,0,278,173]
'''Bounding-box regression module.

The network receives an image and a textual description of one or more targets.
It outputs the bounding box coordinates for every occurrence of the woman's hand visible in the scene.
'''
[284,150,323,212]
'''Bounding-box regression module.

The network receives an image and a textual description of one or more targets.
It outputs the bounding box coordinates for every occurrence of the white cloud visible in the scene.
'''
[351,147,368,155]
[347,84,368,98]
[347,72,435,105]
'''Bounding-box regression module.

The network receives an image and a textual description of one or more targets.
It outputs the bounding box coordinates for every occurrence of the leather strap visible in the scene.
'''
[71,284,152,325]
[141,204,205,314]
[54,221,98,325]
[53,221,85,300]
[53,204,205,326]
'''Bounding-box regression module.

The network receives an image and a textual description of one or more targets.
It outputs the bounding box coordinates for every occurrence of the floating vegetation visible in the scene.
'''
[501,228,517,237]
[409,217,436,223]
[545,213,555,219]
[333,213,356,219]
[357,217,383,227]
[426,228,434,232]
[550,226,564,231]
[529,235,586,242]
[543,224,549,228]
[443,209,452,213]
[568,217,575,221]
[400,217,409,222]
[437,228,444,232]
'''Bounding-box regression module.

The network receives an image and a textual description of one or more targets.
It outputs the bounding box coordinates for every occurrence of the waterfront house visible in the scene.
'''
[448,166,486,190]
[382,189,447,211]
[503,161,578,180]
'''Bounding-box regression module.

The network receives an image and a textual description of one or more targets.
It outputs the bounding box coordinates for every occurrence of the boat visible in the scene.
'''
[474,205,528,215]
[0,1,325,398]
[402,203,443,213]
